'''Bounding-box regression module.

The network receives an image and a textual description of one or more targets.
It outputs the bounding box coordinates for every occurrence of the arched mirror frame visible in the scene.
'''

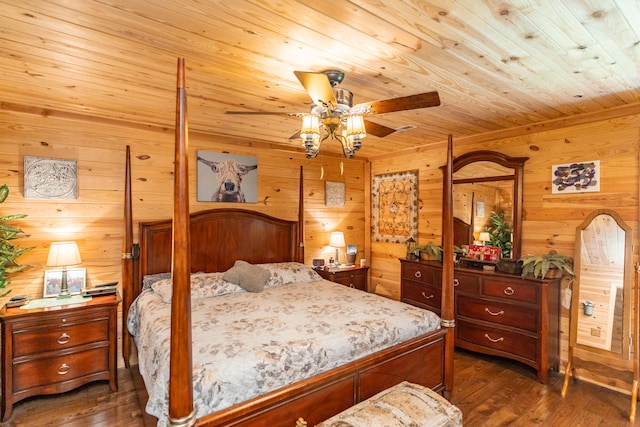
[449,151,529,260]
[562,208,635,420]
[568,209,633,359]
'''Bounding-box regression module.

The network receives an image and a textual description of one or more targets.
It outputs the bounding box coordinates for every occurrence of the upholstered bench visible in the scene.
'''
[315,381,463,427]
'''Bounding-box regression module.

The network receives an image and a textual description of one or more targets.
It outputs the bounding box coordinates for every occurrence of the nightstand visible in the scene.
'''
[316,266,369,291]
[0,293,120,421]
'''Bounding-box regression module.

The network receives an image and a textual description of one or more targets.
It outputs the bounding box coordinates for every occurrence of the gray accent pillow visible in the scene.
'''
[223,260,270,292]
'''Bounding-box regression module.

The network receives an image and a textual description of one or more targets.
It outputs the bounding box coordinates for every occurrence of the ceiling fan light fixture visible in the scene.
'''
[346,114,366,140]
[300,114,320,138]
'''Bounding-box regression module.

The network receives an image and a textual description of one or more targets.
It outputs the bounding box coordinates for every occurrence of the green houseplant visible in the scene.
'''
[413,242,444,261]
[0,184,33,296]
[520,250,574,279]
[412,242,463,262]
[484,210,513,258]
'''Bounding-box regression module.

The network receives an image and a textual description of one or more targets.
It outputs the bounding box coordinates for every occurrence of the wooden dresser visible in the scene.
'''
[0,294,120,421]
[400,259,560,383]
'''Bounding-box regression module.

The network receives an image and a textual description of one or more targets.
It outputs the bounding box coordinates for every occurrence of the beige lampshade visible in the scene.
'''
[47,241,82,267]
[329,232,346,248]
[479,232,491,243]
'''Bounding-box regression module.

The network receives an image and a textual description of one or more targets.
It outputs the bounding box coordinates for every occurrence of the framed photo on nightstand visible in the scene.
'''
[43,268,86,297]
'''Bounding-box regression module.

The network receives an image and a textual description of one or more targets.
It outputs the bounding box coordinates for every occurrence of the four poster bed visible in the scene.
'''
[122,59,456,426]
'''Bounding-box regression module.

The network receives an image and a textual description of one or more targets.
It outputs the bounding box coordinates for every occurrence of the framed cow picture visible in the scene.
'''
[196,151,258,203]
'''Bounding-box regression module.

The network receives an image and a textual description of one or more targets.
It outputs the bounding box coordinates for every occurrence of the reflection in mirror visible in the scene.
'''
[449,151,528,259]
[574,210,631,357]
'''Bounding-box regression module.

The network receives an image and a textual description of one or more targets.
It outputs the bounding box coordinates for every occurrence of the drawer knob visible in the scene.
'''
[484,308,504,316]
[57,363,71,375]
[414,271,422,279]
[349,284,355,288]
[453,279,460,287]
[57,333,71,345]
[503,287,515,296]
[421,292,434,300]
[484,333,504,343]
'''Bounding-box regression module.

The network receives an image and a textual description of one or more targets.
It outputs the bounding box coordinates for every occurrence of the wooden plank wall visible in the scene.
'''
[370,110,640,393]
[0,108,366,367]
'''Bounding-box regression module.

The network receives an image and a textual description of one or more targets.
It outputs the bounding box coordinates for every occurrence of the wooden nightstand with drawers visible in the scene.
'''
[0,294,120,421]
[316,266,370,291]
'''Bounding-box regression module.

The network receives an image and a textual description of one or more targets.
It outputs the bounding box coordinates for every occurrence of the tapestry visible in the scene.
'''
[372,170,418,243]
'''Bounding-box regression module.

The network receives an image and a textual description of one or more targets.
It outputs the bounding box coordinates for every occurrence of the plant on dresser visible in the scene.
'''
[400,259,560,383]
[0,184,33,295]
[520,250,574,279]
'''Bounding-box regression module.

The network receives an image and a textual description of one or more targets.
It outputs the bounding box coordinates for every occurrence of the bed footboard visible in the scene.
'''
[198,329,446,427]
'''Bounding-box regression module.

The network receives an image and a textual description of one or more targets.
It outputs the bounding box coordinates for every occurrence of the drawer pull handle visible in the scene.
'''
[503,287,515,296]
[421,292,434,300]
[414,271,422,279]
[349,284,355,288]
[484,308,504,316]
[453,279,460,287]
[57,333,71,345]
[57,364,70,375]
[484,334,504,343]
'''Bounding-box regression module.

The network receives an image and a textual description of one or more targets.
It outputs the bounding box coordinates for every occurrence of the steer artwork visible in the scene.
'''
[197,156,258,202]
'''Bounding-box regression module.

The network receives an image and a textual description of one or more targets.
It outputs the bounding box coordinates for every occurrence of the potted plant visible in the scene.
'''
[413,242,444,262]
[520,250,574,279]
[0,184,33,296]
[412,242,463,262]
[484,210,513,258]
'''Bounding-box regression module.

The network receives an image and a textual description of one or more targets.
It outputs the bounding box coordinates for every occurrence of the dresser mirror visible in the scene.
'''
[569,209,632,358]
[448,151,528,259]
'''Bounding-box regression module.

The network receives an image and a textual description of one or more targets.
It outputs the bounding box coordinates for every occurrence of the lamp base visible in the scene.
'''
[57,292,72,300]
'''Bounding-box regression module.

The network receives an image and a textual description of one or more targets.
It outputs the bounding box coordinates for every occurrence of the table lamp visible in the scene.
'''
[47,241,81,299]
[329,231,346,266]
[479,232,491,246]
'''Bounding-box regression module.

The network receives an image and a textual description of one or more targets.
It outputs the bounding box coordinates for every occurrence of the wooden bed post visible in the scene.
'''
[168,58,195,427]
[441,134,455,397]
[122,145,133,368]
[297,165,305,263]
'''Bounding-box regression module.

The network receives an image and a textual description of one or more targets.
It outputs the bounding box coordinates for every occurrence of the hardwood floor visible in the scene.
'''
[451,349,639,426]
[1,350,638,426]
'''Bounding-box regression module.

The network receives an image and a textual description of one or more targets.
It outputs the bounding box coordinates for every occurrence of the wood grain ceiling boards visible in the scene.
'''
[1,0,639,158]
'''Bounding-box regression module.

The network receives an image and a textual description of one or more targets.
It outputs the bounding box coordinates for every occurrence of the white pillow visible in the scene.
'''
[151,272,244,303]
[257,262,323,288]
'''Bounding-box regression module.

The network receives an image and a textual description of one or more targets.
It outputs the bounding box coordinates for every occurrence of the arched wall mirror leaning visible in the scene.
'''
[562,209,635,418]
[447,151,528,260]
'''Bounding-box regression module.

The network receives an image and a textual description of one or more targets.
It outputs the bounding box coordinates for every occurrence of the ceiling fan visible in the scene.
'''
[226,70,440,158]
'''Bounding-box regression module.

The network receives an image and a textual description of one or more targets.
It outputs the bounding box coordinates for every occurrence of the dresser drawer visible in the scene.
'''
[483,278,538,304]
[453,272,480,294]
[332,270,367,290]
[13,345,109,392]
[456,295,538,332]
[402,281,441,312]
[456,320,537,362]
[12,314,110,358]
[402,263,439,285]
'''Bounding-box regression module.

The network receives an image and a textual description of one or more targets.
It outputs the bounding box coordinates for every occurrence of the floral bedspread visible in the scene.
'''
[127,265,440,426]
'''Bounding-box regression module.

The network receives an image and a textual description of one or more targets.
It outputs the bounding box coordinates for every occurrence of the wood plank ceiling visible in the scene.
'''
[1,0,639,159]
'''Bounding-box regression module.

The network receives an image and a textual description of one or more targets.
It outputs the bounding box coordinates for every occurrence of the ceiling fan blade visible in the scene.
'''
[357,91,440,114]
[294,71,337,108]
[225,111,299,116]
[364,120,396,138]
[288,130,301,140]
